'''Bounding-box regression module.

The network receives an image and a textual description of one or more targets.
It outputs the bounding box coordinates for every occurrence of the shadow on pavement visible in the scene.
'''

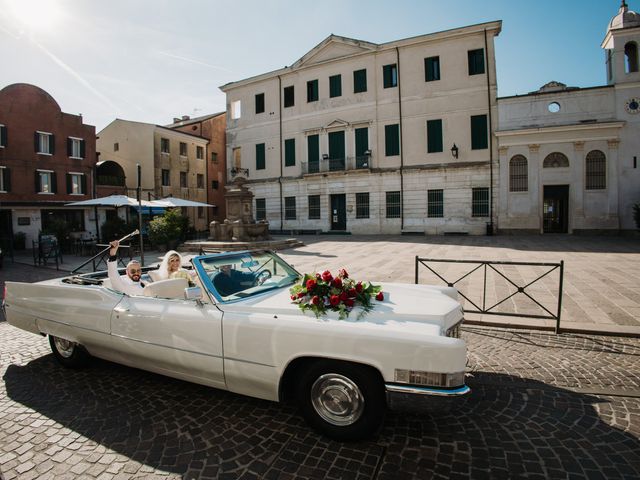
[4,355,639,479]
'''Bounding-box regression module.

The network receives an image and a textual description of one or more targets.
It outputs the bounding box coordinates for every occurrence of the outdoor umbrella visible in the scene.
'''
[66,194,156,207]
[151,197,215,207]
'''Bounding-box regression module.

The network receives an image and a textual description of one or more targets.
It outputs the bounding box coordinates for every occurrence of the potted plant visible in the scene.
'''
[149,208,184,250]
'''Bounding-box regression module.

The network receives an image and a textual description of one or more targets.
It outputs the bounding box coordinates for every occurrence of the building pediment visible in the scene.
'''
[292,35,377,68]
[324,119,350,130]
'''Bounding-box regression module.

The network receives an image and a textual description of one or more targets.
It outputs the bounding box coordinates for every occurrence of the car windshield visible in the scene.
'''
[196,251,300,302]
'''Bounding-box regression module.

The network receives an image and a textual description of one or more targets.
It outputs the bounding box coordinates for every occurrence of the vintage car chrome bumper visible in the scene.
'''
[385,383,471,413]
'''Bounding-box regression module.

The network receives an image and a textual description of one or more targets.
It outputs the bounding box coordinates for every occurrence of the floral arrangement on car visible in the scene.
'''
[289,268,384,320]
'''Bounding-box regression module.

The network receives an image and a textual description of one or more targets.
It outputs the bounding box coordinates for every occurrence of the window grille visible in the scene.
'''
[427,189,443,218]
[386,191,401,218]
[284,196,296,220]
[256,198,266,220]
[356,192,370,219]
[308,195,320,219]
[472,187,489,217]
[509,155,528,192]
[585,150,606,190]
[543,152,569,168]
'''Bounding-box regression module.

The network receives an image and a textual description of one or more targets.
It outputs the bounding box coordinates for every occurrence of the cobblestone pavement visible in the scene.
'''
[0,320,638,480]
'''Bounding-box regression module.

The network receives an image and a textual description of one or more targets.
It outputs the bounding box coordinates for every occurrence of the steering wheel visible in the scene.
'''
[255,269,272,285]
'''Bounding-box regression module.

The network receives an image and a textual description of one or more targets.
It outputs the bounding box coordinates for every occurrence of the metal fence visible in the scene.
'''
[415,257,564,333]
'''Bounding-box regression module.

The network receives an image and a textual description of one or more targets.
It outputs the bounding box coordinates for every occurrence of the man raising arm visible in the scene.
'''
[108,240,145,296]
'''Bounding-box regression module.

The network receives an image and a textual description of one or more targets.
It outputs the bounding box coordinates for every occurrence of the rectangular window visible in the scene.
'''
[285,138,295,167]
[255,93,265,114]
[355,127,369,168]
[383,64,398,88]
[197,206,204,219]
[67,173,86,195]
[307,134,319,173]
[329,74,342,98]
[355,192,369,219]
[113,142,119,152]
[284,196,296,220]
[162,169,170,186]
[385,124,400,156]
[471,114,488,150]
[161,138,170,153]
[427,189,444,218]
[197,174,204,189]
[211,152,218,164]
[36,170,55,193]
[0,167,10,192]
[0,125,7,148]
[468,48,485,75]
[196,146,204,159]
[256,198,266,221]
[425,56,440,82]
[35,131,53,154]
[386,191,401,218]
[180,171,187,188]
[256,143,265,170]
[307,80,318,102]
[353,69,367,93]
[68,137,85,159]
[427,119,443,153]
[212,180,219,189]
[308,195,320,219]
[179,142,187,156]
[472,187,489,217]
[231,100,241,119]
[284,86,294,108]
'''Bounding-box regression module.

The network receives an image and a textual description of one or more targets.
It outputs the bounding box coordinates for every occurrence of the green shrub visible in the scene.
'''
[101,217,137,242]
[149,208,185,247]
[42,219,70,245]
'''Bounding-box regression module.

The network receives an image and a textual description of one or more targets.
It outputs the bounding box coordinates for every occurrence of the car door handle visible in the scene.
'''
[114,307,130,313]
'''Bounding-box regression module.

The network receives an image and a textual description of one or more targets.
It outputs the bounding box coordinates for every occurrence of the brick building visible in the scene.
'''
[0,83,97,246]
[167,112,227,222]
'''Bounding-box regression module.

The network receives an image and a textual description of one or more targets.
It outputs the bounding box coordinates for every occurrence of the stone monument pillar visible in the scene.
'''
[209,177,270,241]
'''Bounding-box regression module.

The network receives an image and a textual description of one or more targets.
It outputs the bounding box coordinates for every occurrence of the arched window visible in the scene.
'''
[543,152,569,168]
[585,150,606,190]
[625,42,639,74]
[509,155,528,192]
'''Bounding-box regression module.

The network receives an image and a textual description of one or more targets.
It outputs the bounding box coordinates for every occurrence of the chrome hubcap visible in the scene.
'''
[53,337,75,358]
[310,373,364,426]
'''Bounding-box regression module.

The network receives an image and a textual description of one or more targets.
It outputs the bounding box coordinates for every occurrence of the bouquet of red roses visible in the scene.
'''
[289,268,384,320]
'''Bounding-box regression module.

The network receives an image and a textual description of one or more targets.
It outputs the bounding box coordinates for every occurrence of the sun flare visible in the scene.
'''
[6,0,63,31]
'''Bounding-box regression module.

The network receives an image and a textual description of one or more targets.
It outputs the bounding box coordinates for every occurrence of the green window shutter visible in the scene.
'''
[284,86,294,107]
[285,138,295,167]
[355,128,368,157]
[0,125,7,147]
[35,171,40,192]
[427,119,443,153]
[256,143,265,170]
[329,74,342,98]
[80,139,85,158]
[67,138,72,157]
[328,131,345,161]
[471,115,488,150]
[468,49,485,75]
[50,134,55,155]
[383,64,397,88]
[307,80,318,102]
[81,174,87,194]
[34,132,39,152]
[353,69,367,93]
[307,134,319,173]
[384,124,399,156]
[425,56,440,82]
[51,171,57,193]
[3,168,10,192]
[255,93,265,114]
[66,173,72,194]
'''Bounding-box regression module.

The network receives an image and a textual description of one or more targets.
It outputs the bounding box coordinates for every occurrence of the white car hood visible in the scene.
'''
[225,282,463,332]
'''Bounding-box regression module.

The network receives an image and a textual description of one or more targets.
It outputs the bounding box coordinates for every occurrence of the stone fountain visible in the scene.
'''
[209,177,270,242]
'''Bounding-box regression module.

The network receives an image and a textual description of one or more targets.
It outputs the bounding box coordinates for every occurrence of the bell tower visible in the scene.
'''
[602,1,640,85]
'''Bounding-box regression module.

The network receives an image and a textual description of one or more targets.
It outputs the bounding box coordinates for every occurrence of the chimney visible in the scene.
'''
[181,115,190,121]
[173,117,181,123]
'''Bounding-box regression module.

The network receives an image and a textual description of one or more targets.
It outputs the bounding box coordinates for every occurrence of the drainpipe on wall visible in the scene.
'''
[396,46,405,231]
[278,75,284,232]
[484,29,495,235]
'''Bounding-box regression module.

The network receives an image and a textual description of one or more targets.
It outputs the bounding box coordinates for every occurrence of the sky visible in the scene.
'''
[0,0,630,132]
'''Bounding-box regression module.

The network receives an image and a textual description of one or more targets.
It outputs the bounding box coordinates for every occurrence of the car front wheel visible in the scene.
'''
[296,360,385,441]
[49,335,90,368]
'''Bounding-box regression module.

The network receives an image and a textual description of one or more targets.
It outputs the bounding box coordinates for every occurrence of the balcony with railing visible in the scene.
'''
[302,155,371,175]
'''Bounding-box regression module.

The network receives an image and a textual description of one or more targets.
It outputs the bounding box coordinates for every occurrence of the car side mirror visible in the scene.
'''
[184,286,203,302]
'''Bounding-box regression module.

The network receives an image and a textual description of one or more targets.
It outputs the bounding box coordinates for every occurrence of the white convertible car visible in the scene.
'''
[2,250,469,440]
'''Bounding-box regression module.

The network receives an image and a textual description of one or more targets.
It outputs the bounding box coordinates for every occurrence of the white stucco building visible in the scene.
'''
[221,22,501,234]
[496,1,640,233]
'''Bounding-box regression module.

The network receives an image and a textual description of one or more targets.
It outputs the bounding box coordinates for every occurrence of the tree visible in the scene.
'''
[148,208,185,248]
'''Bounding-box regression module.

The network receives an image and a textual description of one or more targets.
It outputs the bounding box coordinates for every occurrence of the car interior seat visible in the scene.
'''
[142,278,189,299]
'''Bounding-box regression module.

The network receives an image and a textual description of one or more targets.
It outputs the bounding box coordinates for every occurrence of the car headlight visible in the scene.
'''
[394,369,465,388]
